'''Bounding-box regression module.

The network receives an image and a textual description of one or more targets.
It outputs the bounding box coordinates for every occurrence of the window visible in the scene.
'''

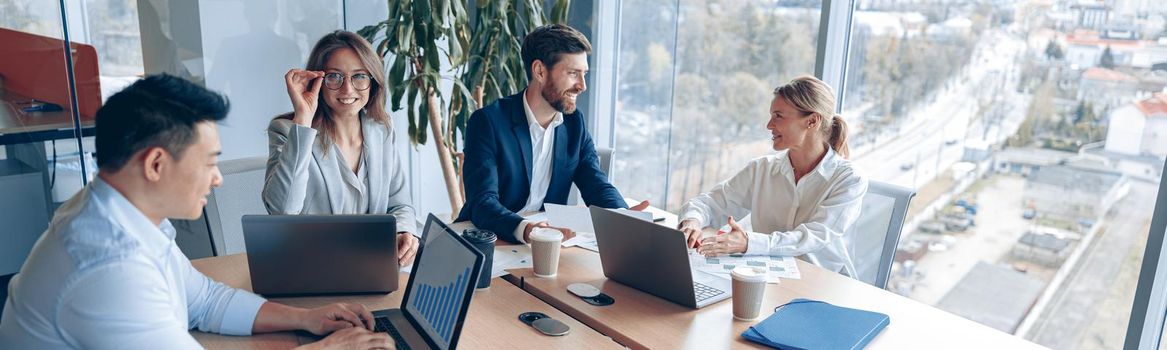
[842,1,1167,347]
[613,0,822,210]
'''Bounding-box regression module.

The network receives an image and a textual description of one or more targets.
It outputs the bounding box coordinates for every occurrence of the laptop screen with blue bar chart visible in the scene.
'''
[402,218,482,349]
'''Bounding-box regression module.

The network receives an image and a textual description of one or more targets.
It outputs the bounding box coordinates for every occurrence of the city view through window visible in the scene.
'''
[613,1,1167,348]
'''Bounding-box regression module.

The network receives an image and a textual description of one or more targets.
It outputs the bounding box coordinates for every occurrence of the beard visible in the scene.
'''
[541,82,580,114]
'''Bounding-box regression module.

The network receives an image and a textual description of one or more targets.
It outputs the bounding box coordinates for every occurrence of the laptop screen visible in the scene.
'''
[402,218,481,349]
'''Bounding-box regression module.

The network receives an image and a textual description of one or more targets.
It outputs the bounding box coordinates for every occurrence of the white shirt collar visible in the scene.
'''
[89,177,176,254]
[778,146,840,180]
[815,147,840,178]
[522,90,564,131]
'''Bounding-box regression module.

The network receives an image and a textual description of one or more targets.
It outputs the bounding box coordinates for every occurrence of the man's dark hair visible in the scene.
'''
[95,74,229,171]
[521,24,592,80]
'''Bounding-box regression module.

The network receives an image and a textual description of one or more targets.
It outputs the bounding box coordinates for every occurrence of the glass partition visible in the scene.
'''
[0,0,85,283]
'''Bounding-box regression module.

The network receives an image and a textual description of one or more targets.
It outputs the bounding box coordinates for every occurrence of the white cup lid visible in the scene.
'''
[530,228,564,242]
[731,266,767,282]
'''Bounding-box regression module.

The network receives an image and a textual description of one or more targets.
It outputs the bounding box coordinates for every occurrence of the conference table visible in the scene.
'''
[492,207,1041,349]
[189,254,621,349]
[192,206,1042,349]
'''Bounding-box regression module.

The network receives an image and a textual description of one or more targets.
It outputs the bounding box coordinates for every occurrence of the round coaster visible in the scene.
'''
[580,293,616,306]
[531,317,571,336]
[567,283,602,298]
[517,311,548,326]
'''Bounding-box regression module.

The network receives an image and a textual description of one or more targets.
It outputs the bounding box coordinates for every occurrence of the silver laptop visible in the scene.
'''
[242,214,398,296]
[590,206,732,308]
[369,214,485,350]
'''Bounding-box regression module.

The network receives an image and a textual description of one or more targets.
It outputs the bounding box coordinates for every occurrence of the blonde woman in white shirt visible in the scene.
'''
[678,75,868,277]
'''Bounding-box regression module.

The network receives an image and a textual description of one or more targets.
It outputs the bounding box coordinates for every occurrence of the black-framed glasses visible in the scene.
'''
[323,72,372,91]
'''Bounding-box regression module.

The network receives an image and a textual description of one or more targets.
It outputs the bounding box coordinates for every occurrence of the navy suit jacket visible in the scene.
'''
[455,92,628,242]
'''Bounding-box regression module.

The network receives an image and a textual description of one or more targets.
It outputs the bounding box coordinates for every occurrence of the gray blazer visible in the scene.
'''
[262,117,416,235]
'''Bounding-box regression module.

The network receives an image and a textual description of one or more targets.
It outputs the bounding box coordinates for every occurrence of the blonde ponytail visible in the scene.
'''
[829,115,850,159]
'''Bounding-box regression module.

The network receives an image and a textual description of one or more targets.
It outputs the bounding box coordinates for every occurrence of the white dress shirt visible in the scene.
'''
[512,94,564,242]
[0,178,266,349]
[680,148,868,277]
[336,145,370,214]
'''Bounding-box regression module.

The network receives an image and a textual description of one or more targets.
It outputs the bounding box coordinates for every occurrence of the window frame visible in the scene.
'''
[1125,158,1167,350]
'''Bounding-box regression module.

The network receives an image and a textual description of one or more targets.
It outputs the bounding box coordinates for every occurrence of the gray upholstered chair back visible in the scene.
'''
[174,156,267,257]
[849,181,915,289]
[567,147,614,205]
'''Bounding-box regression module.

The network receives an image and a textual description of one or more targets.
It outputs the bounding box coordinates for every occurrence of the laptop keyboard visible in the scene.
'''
[693,281,726,303]
[373,316,411,350]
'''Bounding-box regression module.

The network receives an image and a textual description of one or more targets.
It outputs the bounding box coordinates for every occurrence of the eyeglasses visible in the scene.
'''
[323,72,373,91]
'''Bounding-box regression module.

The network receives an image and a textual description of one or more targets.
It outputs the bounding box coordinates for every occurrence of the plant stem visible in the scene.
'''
[426,85,465,213]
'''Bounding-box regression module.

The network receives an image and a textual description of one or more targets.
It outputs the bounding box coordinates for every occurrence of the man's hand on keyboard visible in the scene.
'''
[296,327,394,350]
[298,303,377,335]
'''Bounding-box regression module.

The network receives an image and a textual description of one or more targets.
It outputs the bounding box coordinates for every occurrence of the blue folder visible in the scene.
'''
[741,298,890,350]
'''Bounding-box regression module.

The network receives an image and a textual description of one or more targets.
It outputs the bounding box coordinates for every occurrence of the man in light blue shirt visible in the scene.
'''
[0,75,392,349]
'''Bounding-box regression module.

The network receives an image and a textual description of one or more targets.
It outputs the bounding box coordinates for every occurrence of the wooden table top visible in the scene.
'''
[189,253,621,349]
[504,247,1043,349]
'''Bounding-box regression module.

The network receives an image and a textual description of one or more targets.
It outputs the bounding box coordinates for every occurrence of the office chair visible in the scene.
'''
[566,147,614,206]
[173,157,268,258]
[848,181,916,289]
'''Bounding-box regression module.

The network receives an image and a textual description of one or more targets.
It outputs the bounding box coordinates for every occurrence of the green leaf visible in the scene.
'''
[432,0,448,27]
[386,0,398,23]
[356,22,386,41]
[452,0,468,19]
[397,21,414,55]
[448,28,465,66]
[452,79,474,105]
[406,78,421,145]
[551,0,570,24]
[450,90,462,117]
[425,40,441,72]
[417,93,429,145]
[388,58,408,110]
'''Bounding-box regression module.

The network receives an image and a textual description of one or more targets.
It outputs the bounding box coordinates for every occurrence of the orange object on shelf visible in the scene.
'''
[0,27,101,118]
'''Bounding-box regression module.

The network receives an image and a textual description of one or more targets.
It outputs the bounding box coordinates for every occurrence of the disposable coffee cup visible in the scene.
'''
[463,229,497,289]
[530,228,563,278]
[731,266,767,321]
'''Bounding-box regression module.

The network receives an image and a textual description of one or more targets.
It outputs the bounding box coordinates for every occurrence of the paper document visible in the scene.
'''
[523,211,547,223]
[491,245,533,278]
[562,231,599,251]
[688,251,800,283]
[544,204,594,233]
[545,204,653,252]
[399,243,534,278]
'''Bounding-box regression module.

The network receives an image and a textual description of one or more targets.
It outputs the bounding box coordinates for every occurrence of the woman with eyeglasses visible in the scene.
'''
[264,30,419,266]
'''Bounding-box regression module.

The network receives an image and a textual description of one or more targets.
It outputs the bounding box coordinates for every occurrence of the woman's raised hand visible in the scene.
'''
[285,69,325,126]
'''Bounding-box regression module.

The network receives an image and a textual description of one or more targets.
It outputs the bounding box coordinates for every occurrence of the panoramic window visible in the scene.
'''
[841,1,1166,348]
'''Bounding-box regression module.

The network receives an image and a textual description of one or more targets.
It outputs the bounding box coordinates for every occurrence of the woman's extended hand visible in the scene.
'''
[696,216,749,256]
[678,219,703,248]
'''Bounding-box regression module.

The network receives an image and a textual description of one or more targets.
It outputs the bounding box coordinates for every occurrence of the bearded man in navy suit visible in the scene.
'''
[456,24,648,243]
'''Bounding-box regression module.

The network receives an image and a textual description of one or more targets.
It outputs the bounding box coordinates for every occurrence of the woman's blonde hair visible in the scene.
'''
[279,30,389,151]
[773,75,850,159]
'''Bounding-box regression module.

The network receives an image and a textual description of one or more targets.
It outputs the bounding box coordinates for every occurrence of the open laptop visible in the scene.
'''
[370,214,485,350]
[242,214,399,296]
[590,206,732,308]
